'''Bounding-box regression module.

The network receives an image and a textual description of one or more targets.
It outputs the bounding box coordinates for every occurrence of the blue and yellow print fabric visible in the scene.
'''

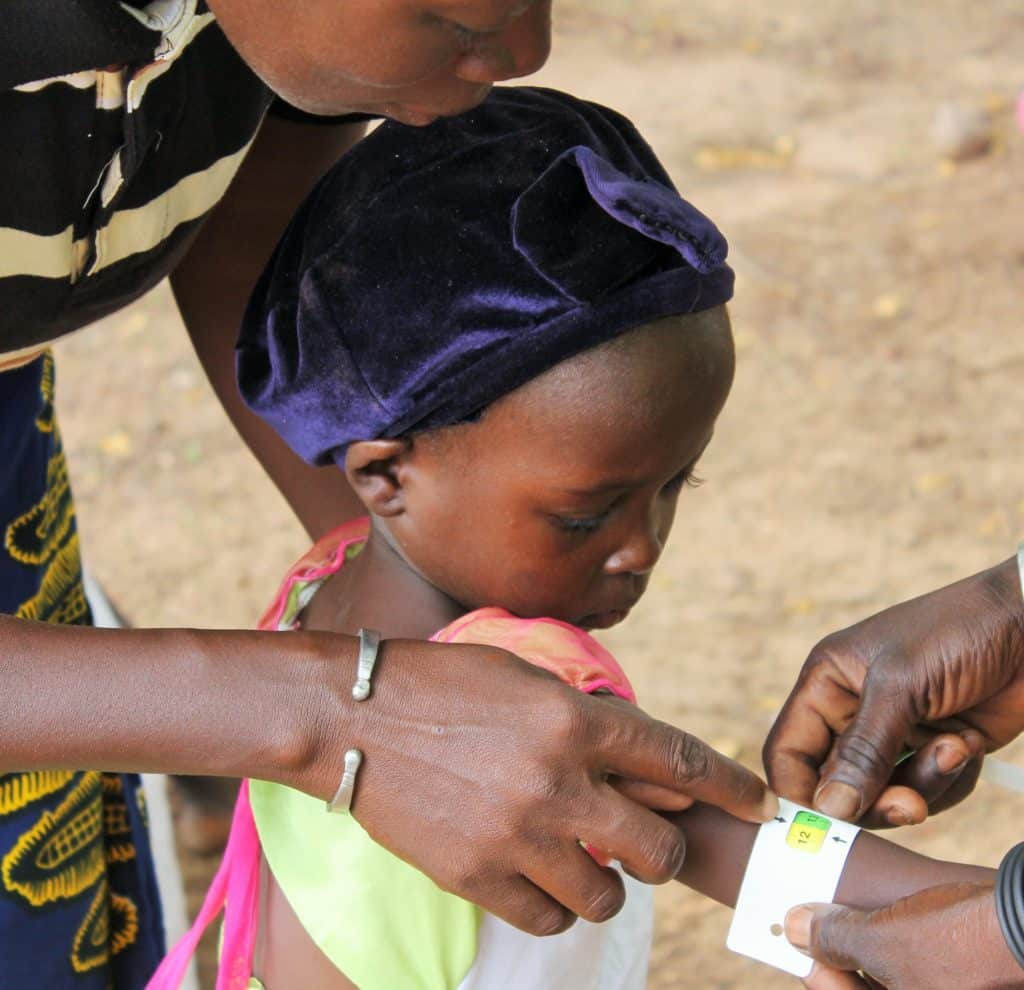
[0,353,164,988]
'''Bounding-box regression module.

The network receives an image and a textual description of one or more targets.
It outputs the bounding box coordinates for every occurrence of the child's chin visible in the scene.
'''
[577,608,631,631]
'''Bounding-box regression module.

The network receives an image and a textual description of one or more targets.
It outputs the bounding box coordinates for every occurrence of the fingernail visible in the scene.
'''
[784,906,813,952]
[760,790,780,821]
[813,781,861,820]
[885,806,912,827]
[935,743,968,776]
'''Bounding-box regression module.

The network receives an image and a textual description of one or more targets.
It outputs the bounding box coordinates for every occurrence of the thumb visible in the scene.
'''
[813,668,916,821]
[786,903,876,973]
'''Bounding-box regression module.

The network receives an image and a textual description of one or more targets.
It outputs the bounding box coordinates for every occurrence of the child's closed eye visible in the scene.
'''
[550,465,704,536]
[552,512,609,535]
[663,464,704,493]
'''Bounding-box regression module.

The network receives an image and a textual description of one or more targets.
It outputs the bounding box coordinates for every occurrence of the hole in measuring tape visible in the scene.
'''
[770,923,784,937]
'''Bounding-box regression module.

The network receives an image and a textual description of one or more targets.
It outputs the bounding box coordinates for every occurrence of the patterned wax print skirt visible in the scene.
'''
[0,352,164,988]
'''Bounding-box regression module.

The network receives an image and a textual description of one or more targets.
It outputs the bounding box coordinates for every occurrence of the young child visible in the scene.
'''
[152,88,992,990]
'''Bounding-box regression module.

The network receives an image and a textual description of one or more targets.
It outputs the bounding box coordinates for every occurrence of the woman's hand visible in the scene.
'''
[298,636,776,936]
[763,557,1024,827]
[787,883,1021,990]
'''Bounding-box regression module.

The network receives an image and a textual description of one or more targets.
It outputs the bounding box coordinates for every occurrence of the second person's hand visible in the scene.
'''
[788,882,1019,990]
[763,556,1024,827]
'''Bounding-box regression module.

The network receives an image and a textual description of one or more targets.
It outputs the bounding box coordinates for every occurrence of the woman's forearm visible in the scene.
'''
[172,115,368,541]
[673,802,994,909]
[0,614,361,798]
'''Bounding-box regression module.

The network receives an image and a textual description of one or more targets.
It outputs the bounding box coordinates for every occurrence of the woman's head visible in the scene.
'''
[345,308,734,628]
[205,0,551,120]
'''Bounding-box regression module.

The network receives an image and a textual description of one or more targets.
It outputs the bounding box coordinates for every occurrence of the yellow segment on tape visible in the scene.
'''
[785,810,831,854]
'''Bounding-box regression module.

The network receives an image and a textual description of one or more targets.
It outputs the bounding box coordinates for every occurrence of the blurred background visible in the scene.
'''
[54,1,1024,987]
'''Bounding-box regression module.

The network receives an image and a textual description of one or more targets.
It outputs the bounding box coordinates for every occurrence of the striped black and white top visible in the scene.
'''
[1,0,274,369]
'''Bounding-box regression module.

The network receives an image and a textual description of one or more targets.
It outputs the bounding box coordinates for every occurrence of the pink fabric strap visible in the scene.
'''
[146,780,261,990]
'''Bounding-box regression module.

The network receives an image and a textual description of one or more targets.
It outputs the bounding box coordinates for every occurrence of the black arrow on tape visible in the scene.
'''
[774,816,786,823]
[832,836,847,844]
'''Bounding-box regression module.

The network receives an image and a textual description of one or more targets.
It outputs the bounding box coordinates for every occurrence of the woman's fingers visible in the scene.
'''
[462,872,578,937]
[581,787,690,885]
[856,731,986,827]
[592,696,777,823]
[891,730,985,816]
[810,663,921,821]
[520,842,627,925]
[608,776,696,811]
[763,660,864,808]
[855,785,928,829]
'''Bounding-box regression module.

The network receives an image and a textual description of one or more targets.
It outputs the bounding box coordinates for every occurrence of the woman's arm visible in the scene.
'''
[0,615,356,790]
[672,802,993,909]
[0,616,775,934]
[170,113,368,539]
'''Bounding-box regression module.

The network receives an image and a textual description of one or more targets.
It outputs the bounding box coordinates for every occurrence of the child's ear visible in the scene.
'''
[344,439,411,518]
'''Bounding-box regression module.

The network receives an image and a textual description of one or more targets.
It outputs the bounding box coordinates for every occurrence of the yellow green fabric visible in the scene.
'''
[249,780,480,990]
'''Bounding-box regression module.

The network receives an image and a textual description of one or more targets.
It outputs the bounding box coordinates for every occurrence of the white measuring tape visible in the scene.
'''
[727,798,860,976]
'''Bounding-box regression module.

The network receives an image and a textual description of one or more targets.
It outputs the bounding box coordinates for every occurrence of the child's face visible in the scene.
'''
[206,0,552,120]
[373,311,735,629]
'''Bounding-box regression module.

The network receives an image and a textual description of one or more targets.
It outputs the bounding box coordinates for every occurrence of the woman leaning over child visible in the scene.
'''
[152,88,1005,989]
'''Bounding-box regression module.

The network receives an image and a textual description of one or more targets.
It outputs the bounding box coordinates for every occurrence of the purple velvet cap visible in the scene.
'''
[237,86,734,467]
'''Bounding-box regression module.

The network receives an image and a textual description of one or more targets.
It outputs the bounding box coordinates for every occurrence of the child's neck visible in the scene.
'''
[299,520,466,640]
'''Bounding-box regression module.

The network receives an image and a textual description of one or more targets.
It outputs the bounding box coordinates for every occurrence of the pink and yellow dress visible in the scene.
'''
[150,519,654,990]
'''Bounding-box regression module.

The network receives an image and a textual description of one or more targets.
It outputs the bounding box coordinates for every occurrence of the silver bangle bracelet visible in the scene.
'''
[353,627,382,701]
[326,627,382,814]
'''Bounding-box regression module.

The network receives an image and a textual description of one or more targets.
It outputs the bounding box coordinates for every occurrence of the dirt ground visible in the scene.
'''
[53,2,1024,987]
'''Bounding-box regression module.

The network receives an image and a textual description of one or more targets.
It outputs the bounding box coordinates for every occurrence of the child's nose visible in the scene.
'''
[603,519,663,577]
[454,2,552,84]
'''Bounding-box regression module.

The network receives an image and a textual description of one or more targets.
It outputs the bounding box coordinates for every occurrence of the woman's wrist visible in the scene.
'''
[241,628,368,800]
[289,636,454,806]
[132,625,371,803]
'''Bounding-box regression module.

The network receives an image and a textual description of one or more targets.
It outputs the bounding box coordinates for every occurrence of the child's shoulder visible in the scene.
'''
[435,608,636,703]
[259,521,638,703]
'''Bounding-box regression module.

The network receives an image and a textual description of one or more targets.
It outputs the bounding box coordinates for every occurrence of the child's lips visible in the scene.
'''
[578,607,632,630]
[579,587,642,629]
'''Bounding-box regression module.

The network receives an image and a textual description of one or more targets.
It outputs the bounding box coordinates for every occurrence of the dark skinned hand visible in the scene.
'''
[309,637,776,936]
[786,882,1022,990]
[763,556,1024,828]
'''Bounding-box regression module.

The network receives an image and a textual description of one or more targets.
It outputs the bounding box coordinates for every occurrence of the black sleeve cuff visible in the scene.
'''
[995,841,1024,972]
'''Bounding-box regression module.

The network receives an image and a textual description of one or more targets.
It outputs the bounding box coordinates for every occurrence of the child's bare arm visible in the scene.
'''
[670,802,993,909]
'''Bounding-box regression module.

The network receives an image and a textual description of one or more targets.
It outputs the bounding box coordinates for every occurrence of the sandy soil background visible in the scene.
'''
[53,2,1024,987]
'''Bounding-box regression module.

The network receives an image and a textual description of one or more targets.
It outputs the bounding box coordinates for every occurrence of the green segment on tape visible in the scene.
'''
[793,811,831,832]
